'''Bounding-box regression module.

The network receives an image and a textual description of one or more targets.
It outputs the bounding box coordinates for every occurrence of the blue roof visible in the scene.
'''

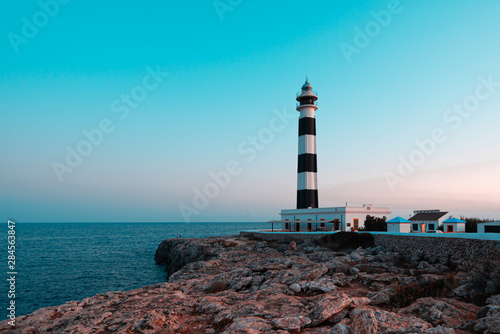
[387,216,411,223]
[443,217,466,223]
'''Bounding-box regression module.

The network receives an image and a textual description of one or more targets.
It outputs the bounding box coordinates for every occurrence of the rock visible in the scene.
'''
[307,277,337,293]
[207,280,227,293]
[350,297,371,308]
[288,241,297,251]
[197,296,228,314]
[477,305,500,319]
[256,242,266,249]
[399,297,478,328]
[154,238,219,275]
[222,316,271,333]
[351,307,431,334]
[0,235,490,334]
[452,283,472,298]
[329,323,352,334]
[350,252,364,261]
[349,267,360,277]
[289,283,301,293]
[309,292,352,326]
[302,266,328,280]
[350,308,377,334]
[418,261,430,270]
[231,276,253,291]
[367,291,390,306]
[272,315,311,331]
[332,273,350,287]
[486,294,500,305]
[425,326,455,333]
[328,308,350,324]
[474,309,500,334]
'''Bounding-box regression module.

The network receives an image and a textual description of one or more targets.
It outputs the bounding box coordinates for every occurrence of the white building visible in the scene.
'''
[408,210,449,232]
[277,204,391,232]
[477,221,500,233]
[442,217,466,233]
[387,216,411,233]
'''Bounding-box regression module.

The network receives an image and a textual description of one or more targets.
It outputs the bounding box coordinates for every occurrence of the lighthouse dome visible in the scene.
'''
[302,79,313,91]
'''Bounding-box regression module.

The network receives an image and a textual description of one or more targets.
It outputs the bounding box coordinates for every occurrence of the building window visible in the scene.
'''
[320,222,325,228]
[296,219,300,221]
[447,225,454,232]
[285,219,289,221]
[413,224,419,231]
[285,223,289,230]
[307,218,312,221]
[353,219,359,230]
[296,222,300,231]
[428,224,435,231]
[320,218,325,221]
[307,223,312,231]
[347,223,351,227]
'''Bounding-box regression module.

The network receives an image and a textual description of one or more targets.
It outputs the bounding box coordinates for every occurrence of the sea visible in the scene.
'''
[1,222,268,319]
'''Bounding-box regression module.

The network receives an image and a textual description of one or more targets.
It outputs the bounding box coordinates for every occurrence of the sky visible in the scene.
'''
[1,0,500,222]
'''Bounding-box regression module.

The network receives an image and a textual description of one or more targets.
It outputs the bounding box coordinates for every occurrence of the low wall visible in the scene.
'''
[372,234,499,268]
[240,230,500,268]
[239,231,324,244]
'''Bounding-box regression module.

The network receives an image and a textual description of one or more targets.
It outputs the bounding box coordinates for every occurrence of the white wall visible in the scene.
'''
[477,222,500,233]
[410,220,440,232]
[443,223,466,232]
[388,223,411,233]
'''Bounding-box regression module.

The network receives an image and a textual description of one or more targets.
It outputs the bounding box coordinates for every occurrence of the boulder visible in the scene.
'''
[367,291,390,306]
[272,315,311,331]
[329,323,352,334]
[222,316,271,334]
[399,297,478,328]
[155,238,219,275]
[309,292,352,326]
[289,283,301,293]
[302,266,328,280]
[486,294,500,305]
[475,304,500,333]
[425,326,455,333]
[307,277,338,293]
[351,307,431,334]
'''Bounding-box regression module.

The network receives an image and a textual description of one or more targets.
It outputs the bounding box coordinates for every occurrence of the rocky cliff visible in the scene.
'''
[2,235,499,333]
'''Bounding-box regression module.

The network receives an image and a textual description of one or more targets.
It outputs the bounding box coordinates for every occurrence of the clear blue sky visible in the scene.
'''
[1,0,500,222]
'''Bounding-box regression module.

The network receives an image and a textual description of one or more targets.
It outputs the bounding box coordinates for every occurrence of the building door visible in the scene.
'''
[447,225,454,232]
[307,223,312,231]
[285,223,289,231]
[296,222,300,232]
[334,220,340,231]
[353,219,359,231]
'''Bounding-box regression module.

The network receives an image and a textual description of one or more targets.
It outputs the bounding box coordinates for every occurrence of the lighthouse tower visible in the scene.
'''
[296,79,319,209]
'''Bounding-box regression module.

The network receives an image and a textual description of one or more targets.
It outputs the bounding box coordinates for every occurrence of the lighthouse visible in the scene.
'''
[267,79,392,233]
[296,79,319,209]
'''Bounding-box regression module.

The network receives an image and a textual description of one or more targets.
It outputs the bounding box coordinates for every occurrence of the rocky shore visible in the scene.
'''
[2,234,499,333]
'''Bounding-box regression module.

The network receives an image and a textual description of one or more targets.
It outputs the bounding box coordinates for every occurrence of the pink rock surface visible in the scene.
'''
[0,236,494,333]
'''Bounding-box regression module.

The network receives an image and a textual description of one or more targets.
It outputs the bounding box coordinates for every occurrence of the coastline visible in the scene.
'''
[2,234,499,333]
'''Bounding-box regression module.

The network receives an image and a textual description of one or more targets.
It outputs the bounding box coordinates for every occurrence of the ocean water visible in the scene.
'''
[1,222,268,319]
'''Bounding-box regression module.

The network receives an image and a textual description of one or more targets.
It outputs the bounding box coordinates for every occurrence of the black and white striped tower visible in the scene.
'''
[296,79,319,209]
